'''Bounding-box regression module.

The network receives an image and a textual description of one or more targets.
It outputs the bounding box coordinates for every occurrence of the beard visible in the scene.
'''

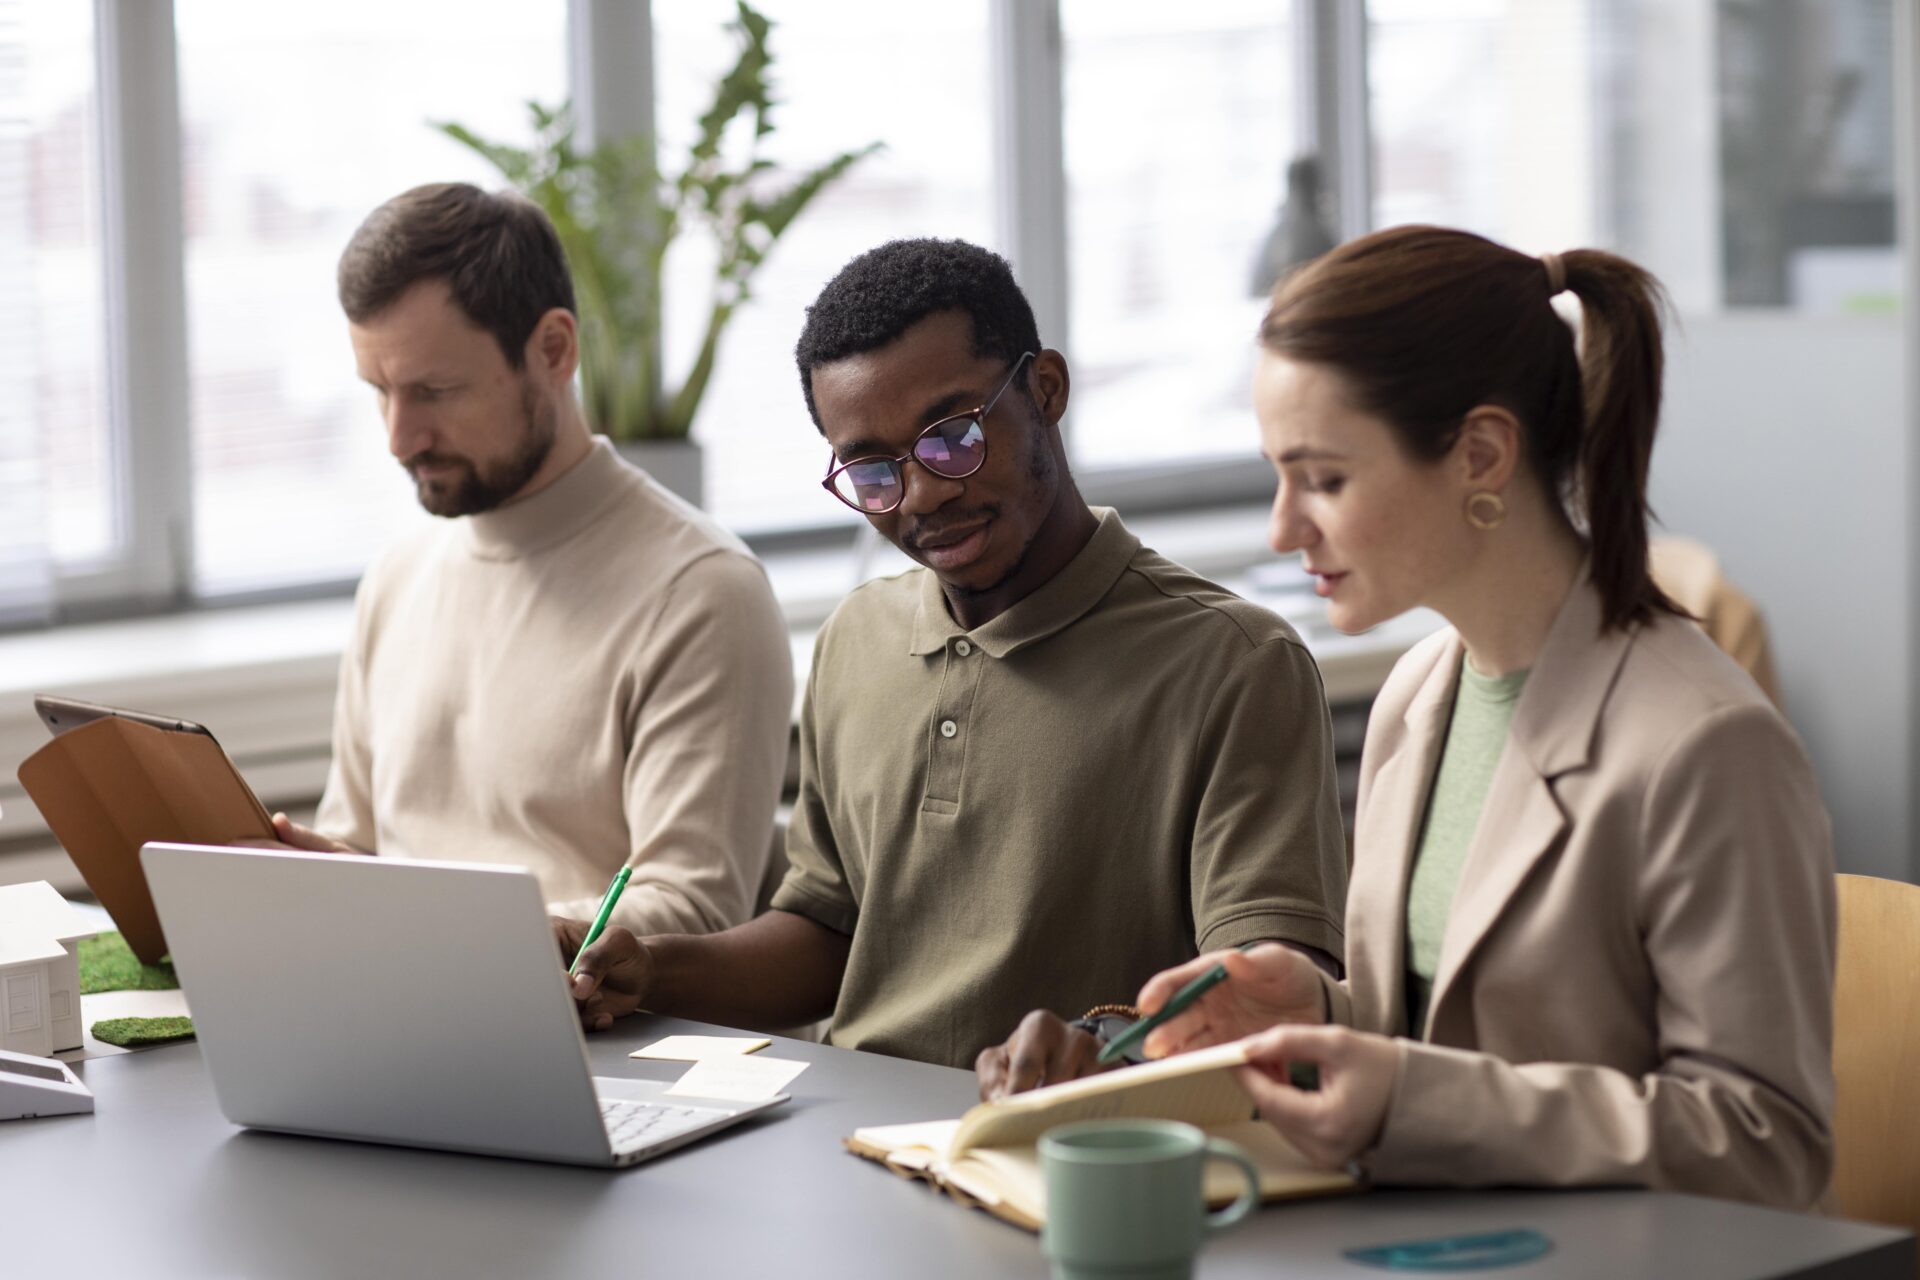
[404,381,557,518]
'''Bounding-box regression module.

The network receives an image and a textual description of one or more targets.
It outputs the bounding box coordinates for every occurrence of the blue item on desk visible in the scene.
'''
[1344,1227,1553,1270]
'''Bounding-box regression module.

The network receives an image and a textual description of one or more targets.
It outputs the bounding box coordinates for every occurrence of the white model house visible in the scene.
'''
[0,936,68,1059]
[0,881,97,1055]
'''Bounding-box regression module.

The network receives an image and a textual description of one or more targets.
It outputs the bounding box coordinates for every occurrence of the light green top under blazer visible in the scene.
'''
[1405,662,1528,1037]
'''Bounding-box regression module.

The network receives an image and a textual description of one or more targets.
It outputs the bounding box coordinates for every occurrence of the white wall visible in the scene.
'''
[1651,313,1909,880]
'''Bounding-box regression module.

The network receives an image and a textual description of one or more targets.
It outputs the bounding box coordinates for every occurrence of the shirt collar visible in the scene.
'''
[462,438,625,561]
[908,507,1139,658]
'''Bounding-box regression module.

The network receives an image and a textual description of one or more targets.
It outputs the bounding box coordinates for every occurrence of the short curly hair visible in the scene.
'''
[795,238,1042,430]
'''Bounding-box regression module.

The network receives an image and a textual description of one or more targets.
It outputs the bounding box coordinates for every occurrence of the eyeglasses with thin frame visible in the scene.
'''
[821,352,1036,514]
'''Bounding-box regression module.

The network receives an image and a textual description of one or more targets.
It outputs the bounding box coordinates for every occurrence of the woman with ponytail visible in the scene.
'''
[989,226,1837,1208]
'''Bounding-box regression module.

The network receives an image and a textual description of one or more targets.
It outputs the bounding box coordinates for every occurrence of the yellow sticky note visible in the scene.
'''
[630,1035,772,1062]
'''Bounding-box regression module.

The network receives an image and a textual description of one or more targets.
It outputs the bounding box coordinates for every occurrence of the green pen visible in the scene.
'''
[569,865,633,977]
[1096,961,1229,1065]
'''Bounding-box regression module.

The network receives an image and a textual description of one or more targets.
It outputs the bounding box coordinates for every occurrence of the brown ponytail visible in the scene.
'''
[1556,249,1677,630]
[1259,224,1681,631]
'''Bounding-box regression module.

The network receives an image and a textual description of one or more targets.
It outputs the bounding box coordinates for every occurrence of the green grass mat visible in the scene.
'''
[78,932,179,994]
[91,1015,195,1048]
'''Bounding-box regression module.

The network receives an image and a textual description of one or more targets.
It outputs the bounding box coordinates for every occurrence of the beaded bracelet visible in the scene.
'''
[1078,1002,1140,1021]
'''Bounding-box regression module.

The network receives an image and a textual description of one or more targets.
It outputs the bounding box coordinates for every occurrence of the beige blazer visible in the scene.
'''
[1328,573,1835,1209]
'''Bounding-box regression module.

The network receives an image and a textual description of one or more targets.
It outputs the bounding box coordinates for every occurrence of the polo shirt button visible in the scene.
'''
[954,639,973,657]
[939,719,958,738]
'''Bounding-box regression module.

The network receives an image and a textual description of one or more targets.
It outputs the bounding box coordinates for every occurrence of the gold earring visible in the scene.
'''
[1465,491,1507,530]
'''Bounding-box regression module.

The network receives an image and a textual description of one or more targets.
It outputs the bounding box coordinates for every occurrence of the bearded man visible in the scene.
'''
[270,183,791,940]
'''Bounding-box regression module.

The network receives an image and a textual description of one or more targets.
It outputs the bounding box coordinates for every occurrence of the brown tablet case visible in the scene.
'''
[17,717,274,964]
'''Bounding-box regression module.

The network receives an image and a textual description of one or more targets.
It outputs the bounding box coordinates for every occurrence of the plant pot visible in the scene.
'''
[614,439,705,509]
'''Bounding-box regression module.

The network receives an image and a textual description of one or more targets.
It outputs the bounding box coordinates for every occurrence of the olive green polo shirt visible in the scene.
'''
[771,509,1348,1068]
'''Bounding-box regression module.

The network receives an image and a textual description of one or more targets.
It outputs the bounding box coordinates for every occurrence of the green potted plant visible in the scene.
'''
[438,0,879,506]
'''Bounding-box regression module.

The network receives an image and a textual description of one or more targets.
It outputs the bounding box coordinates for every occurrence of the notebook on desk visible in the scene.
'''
[846,1040,1358,1231]
[141,842,786,1168]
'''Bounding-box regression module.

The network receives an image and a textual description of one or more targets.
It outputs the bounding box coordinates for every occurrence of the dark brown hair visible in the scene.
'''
[1259,224,1680,632]
[336,182,575,369]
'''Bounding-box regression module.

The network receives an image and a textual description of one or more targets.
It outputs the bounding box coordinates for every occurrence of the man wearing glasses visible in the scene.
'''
[564,238,1347,1073]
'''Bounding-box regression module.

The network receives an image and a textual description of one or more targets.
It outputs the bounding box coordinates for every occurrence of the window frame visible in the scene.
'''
[37,0,1357,626]
[45,0,195,621]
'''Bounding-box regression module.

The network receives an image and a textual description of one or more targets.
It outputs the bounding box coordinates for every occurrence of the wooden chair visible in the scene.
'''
[1832,873,1920,1259]
[1649,535,1783,708]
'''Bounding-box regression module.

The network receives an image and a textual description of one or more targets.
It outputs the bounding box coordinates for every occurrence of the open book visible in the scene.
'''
[845,1041,1357,1231]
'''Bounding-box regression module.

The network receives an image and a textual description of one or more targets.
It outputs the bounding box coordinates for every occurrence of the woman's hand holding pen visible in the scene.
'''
[1136,943,1328,1060]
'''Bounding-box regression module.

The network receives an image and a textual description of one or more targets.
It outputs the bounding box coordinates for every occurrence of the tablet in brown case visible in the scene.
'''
[18,713,274,964]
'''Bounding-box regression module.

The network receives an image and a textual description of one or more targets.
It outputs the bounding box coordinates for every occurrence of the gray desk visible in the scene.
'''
[3,1017,1908,1279]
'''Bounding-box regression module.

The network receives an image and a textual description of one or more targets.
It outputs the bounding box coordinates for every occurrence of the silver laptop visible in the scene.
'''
[141,842,786,1167]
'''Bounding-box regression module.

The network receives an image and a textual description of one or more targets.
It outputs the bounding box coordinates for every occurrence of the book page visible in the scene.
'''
[1206,1120,1363,1198]
[844,1046,1358,1234]
[951,1146,1040,1228]
[952,1041,1256,1155]
[849,1118,962,1162]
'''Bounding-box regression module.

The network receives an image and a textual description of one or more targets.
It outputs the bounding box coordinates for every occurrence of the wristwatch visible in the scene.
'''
[1070,1007,1148,1065]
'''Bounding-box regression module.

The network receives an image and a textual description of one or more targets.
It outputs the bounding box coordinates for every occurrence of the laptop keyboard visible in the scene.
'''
[600,1099,719,1155]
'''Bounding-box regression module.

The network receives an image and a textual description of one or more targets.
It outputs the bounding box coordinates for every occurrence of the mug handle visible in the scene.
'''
[1201,1137,1261,1233]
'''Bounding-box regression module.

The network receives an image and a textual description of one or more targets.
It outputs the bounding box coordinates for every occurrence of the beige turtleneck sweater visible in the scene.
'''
[314,439,792,936]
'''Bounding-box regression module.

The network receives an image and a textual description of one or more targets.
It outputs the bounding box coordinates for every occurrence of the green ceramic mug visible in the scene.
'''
[1038,1119,1261,1280]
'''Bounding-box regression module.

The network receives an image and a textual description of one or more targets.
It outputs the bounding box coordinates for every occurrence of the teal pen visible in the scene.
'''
[569,865,633,976]
[1096,961,1229,1065]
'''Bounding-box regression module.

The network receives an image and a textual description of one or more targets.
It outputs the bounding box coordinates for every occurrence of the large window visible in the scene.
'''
[1708,0,1897,310]
[1061,1,1292,469]
[1370,0,1599,250]
[1369,0,1900,314]
[174,0,566,593]
[2,0,109,623]
[7,0,1909,628]
[653,0,994,532]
